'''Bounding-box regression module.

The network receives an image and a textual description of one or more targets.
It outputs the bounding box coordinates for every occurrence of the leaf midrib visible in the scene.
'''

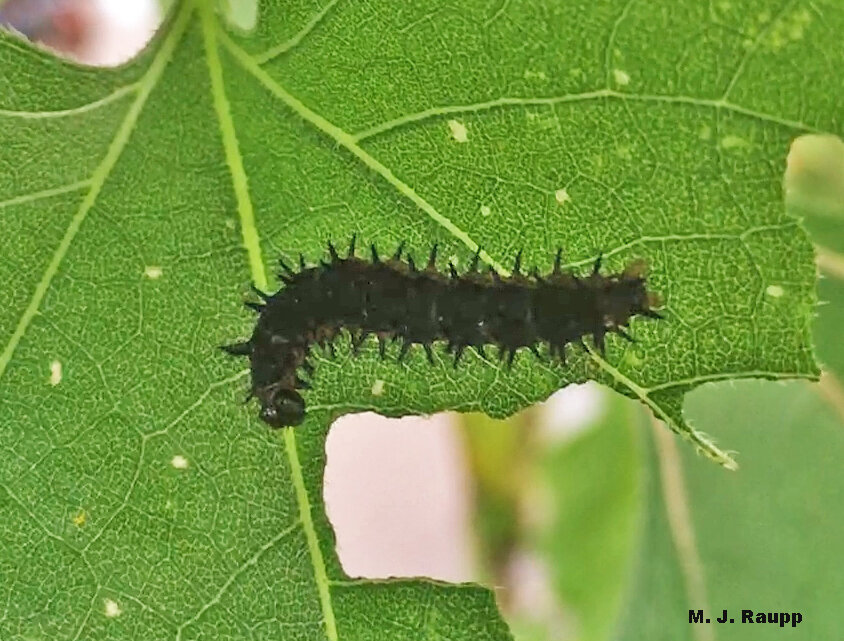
[198,3,339,640]
[218,28,508,275]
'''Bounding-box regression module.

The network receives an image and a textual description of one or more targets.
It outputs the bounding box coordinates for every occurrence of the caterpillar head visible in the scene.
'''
[259,387,305,428]
[603,260,663,327]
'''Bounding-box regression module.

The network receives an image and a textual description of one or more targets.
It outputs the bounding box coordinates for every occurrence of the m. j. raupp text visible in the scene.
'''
[689,610,802,627]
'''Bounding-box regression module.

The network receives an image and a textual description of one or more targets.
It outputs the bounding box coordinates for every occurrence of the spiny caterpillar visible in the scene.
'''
[224,237,663,427]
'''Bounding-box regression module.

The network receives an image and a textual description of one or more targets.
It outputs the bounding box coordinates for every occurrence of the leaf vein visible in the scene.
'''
[604,0,638,87]
[0,82,139,120]
[220,29,506,274]
[253,0,343,65]
[645,370,815,393]
[0,179,91,210]
[483,0,512,27]
[351,90,823,143]
[200,7,339,640]
[81,370,248,553]
[0,2,192,383]
[0,481,75,548]
[721,0,797,101]
[175,520,303,639]
[584,344,738,468]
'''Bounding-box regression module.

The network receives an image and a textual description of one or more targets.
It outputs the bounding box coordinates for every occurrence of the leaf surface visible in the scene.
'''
[0,0,838,638]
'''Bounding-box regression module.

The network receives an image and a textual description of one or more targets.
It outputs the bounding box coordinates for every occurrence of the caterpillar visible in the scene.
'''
[224,237,663,427]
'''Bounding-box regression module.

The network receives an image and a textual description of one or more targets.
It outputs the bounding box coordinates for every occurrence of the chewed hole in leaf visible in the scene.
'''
[0,0,162,66]
[322,384,604,582]
[324,412,474,582]
[322,383,631,637]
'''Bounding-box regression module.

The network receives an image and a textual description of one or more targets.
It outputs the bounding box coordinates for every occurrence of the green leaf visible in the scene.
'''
[0,0,837,637]
[0,3,507,639]
[537,394,641,641]
[511,382,844,641]
[613,379,844,641]
[211,0,831,469]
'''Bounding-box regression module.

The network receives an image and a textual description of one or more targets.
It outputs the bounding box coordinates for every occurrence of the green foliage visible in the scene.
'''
[538,396,641,641]
[472,381,844,641]
[615,380,844,641]
[0,0,839,638]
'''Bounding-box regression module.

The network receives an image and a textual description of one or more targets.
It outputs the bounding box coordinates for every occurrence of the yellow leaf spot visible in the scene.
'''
[171,454,189,469]
[104,599,122,618]
[49,360,62,386]
[523,69,547,80]
[447,119,468,143]
[555,188,571,205]
[613,69,630,87]
[766,285,784,298]
[371,379,386,396]
[720,135,748,150]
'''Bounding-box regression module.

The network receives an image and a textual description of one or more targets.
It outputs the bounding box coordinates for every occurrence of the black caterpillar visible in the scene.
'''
[224,238,663,427]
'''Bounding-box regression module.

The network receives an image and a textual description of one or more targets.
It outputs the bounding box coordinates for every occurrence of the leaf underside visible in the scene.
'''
[1,0,837,639]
